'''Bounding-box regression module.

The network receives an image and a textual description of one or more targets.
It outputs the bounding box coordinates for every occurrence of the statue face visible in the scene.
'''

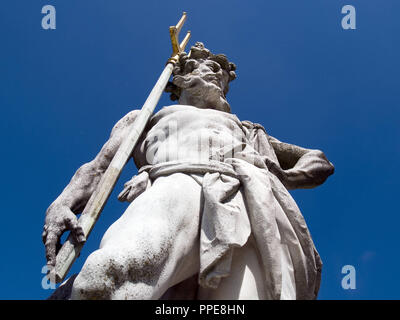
[167,42,236,112]
[172,58,230,100]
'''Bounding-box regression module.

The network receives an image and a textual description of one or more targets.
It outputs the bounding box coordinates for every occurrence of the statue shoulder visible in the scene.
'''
[111,109,141,136]
[241,120,281,162]
[241,120,269,136]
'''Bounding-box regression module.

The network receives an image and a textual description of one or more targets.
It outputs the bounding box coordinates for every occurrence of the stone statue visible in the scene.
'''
[43,42,334,300]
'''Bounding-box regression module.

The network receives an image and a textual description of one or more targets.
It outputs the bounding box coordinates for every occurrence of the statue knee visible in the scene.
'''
[70,250,116,300]
[70,246,165,299]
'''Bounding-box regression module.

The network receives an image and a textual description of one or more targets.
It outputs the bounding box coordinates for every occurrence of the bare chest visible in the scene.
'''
[133,105,249,166]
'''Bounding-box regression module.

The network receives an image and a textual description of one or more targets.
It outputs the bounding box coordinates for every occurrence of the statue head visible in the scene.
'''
[165,42,237,112]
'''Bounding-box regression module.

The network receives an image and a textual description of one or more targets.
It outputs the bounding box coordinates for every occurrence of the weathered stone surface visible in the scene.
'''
[44,42,334,300]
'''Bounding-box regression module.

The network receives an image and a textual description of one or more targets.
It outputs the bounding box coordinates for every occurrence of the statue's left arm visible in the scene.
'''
[266,136,334,190]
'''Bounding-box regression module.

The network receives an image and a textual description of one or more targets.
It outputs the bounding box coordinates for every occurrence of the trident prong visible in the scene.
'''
[168,12,191,63]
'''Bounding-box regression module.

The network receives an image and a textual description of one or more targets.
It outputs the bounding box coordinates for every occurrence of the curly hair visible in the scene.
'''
[165,42,237,101]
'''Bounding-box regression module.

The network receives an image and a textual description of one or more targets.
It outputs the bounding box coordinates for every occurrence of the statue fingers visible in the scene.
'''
[45,230,60,267]
[64,216,86,244]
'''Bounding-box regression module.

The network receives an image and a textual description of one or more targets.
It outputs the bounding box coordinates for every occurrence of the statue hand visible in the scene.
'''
[264,157,288,183]
[118,171,150,203]
[42,204,86,267]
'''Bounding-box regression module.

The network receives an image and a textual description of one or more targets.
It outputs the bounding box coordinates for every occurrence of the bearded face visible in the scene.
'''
[165,42,236,112]
[172,59,230,100]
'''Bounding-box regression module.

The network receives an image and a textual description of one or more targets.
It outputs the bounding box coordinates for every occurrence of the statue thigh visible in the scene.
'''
[71,173,202,299]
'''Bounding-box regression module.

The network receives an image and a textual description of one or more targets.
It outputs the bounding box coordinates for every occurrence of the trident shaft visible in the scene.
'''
[48,13,191,284]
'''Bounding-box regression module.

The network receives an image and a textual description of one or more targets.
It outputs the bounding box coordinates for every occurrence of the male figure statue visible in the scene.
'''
[43,42,334,300]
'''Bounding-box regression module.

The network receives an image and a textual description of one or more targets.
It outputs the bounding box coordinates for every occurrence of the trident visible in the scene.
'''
[48,13,191,284]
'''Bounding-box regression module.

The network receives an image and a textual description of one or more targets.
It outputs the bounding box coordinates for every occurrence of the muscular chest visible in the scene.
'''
[133,105,249,166]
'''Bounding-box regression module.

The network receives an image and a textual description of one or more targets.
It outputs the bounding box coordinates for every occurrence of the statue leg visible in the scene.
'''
[70,173,202,300]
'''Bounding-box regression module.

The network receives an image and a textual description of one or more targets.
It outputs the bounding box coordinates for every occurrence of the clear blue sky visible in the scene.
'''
[0,0,399,299]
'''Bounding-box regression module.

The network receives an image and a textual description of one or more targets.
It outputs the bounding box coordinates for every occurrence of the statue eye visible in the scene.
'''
[207,62,221,73]
[185,60,198,73]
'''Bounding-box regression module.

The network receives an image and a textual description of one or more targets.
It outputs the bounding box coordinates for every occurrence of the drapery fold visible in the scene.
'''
[118,121,322,299]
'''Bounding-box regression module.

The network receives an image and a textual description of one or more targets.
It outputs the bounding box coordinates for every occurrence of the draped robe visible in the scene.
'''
[119,120,323,300]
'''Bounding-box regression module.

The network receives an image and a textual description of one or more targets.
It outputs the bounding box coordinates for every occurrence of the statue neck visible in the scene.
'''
[178,91,231,113]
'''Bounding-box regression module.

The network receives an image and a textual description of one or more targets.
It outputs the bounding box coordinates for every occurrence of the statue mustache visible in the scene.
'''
[172,74,203,89]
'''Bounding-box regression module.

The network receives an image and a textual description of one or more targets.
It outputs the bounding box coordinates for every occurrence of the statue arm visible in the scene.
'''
[267,136,334,190]
[43,110,139,266]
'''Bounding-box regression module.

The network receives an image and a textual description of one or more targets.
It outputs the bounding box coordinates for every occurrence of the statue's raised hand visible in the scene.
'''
[42,204,86,267]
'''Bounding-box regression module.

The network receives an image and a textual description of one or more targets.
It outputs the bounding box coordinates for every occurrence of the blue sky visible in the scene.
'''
[0,0,399,299]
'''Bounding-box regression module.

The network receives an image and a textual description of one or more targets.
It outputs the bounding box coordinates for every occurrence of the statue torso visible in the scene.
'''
[133,105,253,168]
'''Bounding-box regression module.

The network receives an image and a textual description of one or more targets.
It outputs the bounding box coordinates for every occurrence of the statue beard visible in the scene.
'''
[172,74,231,113]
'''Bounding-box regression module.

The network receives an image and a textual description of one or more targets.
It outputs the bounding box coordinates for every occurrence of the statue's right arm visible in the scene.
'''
[267,135,334,189]
[42,109,140,267]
